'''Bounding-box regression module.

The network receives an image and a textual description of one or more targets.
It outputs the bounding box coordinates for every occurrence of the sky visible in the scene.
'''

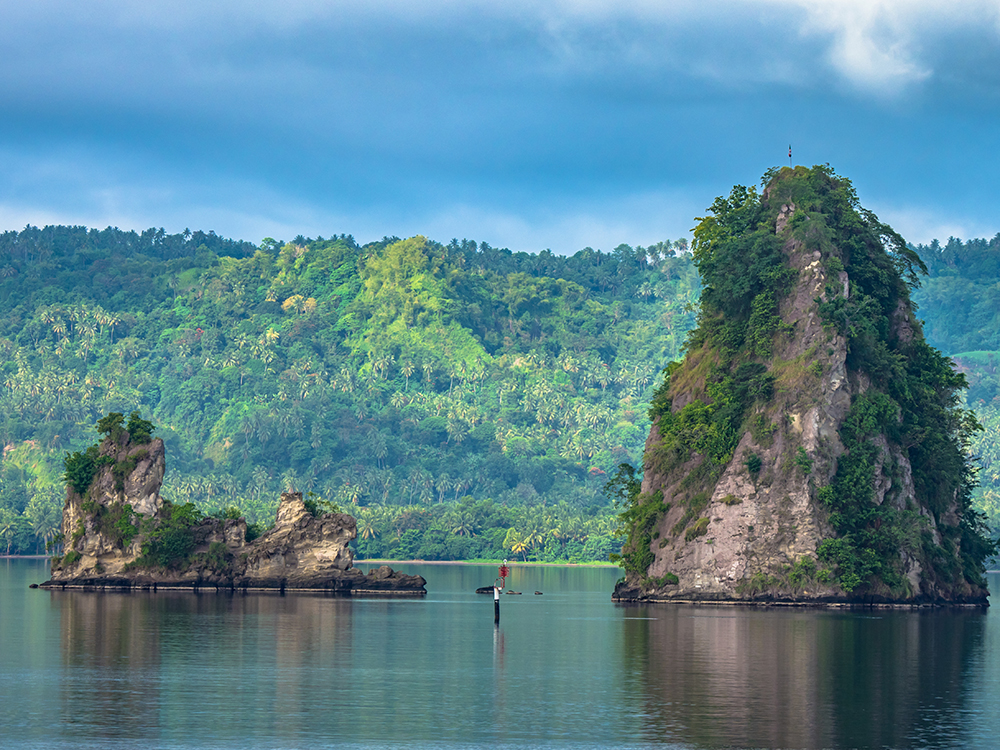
[0,0,998,253]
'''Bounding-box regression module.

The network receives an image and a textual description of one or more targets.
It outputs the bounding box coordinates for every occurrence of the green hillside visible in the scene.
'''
[912,235,1000,540]
[3,223,999,562]
[0,226,696,560]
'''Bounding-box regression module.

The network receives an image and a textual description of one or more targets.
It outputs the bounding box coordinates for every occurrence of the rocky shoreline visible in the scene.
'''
[37,562,426,595]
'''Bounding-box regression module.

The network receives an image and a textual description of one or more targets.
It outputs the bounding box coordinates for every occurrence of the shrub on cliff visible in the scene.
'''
[133,500,203,569]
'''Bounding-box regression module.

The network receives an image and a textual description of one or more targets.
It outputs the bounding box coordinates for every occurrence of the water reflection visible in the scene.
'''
[54,590,355,745]
[623,604,986,748]
[4,562,999,749]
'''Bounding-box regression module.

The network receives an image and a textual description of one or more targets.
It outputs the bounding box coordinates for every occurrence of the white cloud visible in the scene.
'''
[2,0,997,100]
[774,0,1000,94]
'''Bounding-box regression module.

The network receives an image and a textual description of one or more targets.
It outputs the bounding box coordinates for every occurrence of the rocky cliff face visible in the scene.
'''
[614,166,991,605]
[56,435,166,576]
[44,432,424,594]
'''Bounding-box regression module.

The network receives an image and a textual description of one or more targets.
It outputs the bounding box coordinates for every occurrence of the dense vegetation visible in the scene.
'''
[912,234,1000,543]
[0,225,696,560]
[1,210,999,567]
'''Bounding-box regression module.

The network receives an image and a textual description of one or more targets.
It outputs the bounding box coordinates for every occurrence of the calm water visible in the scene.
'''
[3,560,1000,750]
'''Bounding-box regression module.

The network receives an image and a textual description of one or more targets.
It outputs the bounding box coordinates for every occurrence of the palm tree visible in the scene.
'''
[451,512,476,537]
[435,473,452,504]
[503,528,529,562]
[0,510,21,555]
[281,469,299,493]
[452,476,472,502]
[401,360,415,391]
[359,516,379,541]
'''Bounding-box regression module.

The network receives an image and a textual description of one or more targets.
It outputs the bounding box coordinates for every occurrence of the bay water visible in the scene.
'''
[3,558,1000,749]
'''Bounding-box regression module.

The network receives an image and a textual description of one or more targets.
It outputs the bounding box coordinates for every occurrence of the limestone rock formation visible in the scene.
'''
[614,166,992,606]
[42,427,425,595]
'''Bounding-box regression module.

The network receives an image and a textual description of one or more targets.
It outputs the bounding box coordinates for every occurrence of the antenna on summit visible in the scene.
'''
[788,144,792,167]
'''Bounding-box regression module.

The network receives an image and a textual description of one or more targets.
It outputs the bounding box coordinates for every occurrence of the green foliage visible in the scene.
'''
[671,491,709,537]
[111,449,147,493]
[194,541,233,574]
[626,165,994,593]
[794,447,813,475]
[736,556,830,597]
[0,211,995,574]
[787,555,825,586]
[61,550,81,566]
[603,463,641,511]
[63,446,99,495]
[211,505,243,521]
[96,413,126,443]
[302,491,342,517]
[814,390,979,593]
[736,569,779,596]
[60,412,156,497]
[245,522,267,542]
[911,234,1000,355]
[648,361,774,477]
[133,501,203,570]
[647,361,681,422]
[126,411,155,444]
[811,191,995,590]
[684,517,710,542]
[350,496,619,563]
[691,184,794,329]
[610,469,667,574]
[109,503,139,548]
[721,494,742,506]
[652,572,679,586]
[748,413,777,446]
[747,291,783,358]
[84,500,139,549]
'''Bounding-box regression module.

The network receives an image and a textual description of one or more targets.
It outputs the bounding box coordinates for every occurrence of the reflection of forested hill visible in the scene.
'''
[0,226,697,559]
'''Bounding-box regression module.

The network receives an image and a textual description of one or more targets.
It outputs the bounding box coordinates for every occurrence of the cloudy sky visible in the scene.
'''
[0,0,997,253]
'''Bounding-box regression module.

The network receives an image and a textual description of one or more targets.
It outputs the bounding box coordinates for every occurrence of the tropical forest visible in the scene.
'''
[0,222,998,564]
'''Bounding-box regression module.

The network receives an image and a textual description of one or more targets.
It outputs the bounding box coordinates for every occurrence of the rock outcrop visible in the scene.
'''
[614,166,991,606]
[40,430,425,595]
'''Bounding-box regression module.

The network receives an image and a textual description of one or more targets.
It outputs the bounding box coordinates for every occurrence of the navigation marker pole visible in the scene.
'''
[494,559,509,625]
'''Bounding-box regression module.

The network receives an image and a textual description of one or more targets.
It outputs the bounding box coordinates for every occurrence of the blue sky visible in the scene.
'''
[0,0,997,253]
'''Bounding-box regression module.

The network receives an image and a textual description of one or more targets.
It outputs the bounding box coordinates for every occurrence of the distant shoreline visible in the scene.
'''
[10,555,997,575]
[4,554,618,568]
[355,559,618,568]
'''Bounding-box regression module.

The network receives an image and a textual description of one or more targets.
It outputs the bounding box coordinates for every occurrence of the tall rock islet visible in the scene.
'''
[614,166,992,605]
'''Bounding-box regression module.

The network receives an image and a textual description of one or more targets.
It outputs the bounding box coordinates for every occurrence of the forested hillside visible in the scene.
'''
[913,234,1000,540]
[3,224,999,562]
[0,226,696,560]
